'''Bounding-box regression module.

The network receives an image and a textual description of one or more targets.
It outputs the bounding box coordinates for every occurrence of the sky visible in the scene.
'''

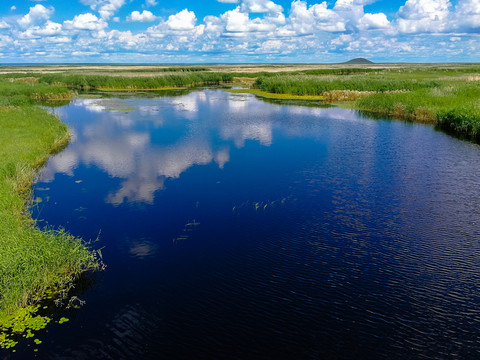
[0,0,478,63]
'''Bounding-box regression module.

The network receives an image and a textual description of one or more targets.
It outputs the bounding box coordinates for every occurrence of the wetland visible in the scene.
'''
[4,88,480,359]
[1,65,480,358]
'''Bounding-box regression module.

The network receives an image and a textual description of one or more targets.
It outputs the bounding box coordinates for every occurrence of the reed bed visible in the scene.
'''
[253,69,480,142]
[1,72,234,91]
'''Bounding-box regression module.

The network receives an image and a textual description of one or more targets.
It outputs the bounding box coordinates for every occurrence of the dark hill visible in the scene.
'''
[343,58,374,64]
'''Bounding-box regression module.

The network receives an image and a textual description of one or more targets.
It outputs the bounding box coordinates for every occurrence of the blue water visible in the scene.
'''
[10,90,480,359]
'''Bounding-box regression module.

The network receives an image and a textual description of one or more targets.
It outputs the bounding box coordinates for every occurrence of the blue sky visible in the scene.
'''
[0,0,477,63]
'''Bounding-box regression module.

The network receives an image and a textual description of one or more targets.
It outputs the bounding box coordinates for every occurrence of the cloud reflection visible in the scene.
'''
[39,90,338,205]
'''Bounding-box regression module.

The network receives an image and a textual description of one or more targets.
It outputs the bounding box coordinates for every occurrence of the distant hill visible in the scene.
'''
[343,58,374,65]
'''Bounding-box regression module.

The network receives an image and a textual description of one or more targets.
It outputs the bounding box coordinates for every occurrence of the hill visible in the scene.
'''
[343,58,374,65]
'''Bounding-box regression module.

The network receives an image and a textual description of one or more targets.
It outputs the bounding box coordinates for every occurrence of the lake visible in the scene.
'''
[14,89,480,358]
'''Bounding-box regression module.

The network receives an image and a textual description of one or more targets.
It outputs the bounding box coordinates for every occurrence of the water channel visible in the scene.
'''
[10,89,480,358]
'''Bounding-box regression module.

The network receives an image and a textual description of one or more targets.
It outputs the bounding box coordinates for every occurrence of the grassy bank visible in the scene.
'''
[251,67,480,142]
[0,83,101,348]
[0,79,72,106]
[2,72,234,91]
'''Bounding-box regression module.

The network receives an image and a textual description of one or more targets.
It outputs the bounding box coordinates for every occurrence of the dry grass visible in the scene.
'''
[321,90,374,102]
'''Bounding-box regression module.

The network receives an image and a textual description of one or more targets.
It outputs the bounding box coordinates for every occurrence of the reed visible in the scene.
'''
[251,69,480,142]
[1,72,234,91]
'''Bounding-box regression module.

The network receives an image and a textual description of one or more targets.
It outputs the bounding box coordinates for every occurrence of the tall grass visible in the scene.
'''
[1,72,234,90]
[255,74,439,95]
[252,70,480,142]
[355,82,480,140]
[0,79,72,106]
[0,107,101,317]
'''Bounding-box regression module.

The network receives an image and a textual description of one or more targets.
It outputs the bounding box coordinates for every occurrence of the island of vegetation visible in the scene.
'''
[0,62,479,347]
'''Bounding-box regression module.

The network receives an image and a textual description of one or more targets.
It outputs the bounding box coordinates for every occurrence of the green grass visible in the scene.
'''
[0,82,102,348]
[0,79,72,106]
[354,82,480,141]
[1,72,234,91]
[252,67,480,142]
[0,106,101,314]
[254,74,439,95]
[227,88,325,100]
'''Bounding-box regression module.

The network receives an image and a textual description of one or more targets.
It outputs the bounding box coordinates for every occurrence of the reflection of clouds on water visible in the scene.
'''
[43,149,79,180]
[214,148,230,169]
[106,141,216,205]
[128,239,158,259]
[39,90,342,205]
[74,98,107,113]
[220,122,273,147]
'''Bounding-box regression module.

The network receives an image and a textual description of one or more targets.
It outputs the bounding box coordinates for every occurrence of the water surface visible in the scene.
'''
[13,90,480,358]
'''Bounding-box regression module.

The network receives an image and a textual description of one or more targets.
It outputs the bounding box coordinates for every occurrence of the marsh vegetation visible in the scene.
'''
[0,82,101,349]
[250,66,480,141]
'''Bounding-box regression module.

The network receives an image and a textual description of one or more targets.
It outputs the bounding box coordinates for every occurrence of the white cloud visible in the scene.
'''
[128,10,158,22]
[454,0,480,31]
[80,0,126,20]
[358,13,390,30]
[18,4,53,28]
[107,30,149,47]
[22,20,63,37]
[223,8,249,32]
[167,9,197,30]
[72,51,100,56]
[1,0,479,63]
[289,1,346,34]
[330,33,353,46]
[145,0,158,6]
[38,21,63,35]
[239,0,283,14]
[397,0,452,33]
[64,13,108,31]
[10,6,16,11]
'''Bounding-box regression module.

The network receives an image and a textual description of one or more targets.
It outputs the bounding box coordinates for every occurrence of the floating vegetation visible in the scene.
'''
[232,196,295,216]
[0,305,50,349]
[0,287,81,350]
[173,219,201,245]
[58,317,69,324]
[227,89,325,101]
[104,108,136,112]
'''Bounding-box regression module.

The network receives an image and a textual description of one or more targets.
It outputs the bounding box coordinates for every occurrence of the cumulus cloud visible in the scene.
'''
[289,1,346,34]
[18,4,53,28]
[2,0,480,63]
[128,10,157,22]
[64,13,108,31]
[239,0,283,14]
[397,0,452,33]
[79,0,125,20]
[454,0,480,31]
[167,9,197,30]
[358,13,390,30]
[26,21,63,36]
